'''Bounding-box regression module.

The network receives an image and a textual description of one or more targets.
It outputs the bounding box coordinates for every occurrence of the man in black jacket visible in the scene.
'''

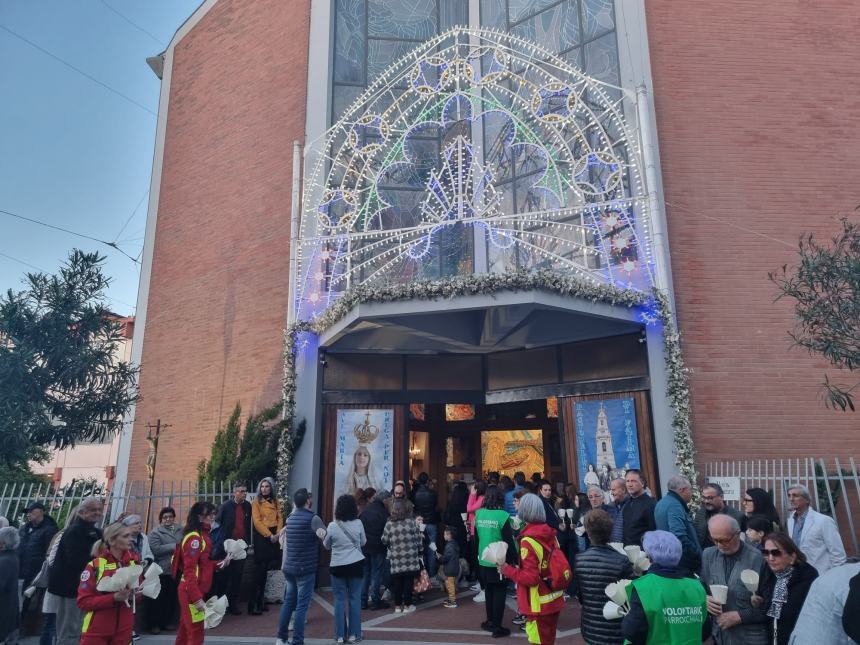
[622,469,656,547]
[213,484,252,615]
[18,501,58,612]
[360,490,391,610]
[48,497,103,645]
[413,473,440,578]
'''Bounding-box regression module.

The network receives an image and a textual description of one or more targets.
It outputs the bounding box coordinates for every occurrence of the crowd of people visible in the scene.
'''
[1,472,859,645]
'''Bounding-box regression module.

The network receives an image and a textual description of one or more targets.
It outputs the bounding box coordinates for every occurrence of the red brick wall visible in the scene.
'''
[645,2,860,466]
[127,0,310,483]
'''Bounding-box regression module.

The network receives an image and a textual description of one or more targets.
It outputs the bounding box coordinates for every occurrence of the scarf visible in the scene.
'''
[767,566,793,620]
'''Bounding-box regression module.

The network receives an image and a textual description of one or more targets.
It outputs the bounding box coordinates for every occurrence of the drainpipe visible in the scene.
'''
[635,83,675,313]
[287,140,303,326]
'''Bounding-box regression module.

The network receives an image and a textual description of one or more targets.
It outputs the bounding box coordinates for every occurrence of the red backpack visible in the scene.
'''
[521,536,572,592]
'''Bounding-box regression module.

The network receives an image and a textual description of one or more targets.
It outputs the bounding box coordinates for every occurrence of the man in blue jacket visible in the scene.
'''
[504,472,525,516]
[276,488,325,645]
[654,475,702,576]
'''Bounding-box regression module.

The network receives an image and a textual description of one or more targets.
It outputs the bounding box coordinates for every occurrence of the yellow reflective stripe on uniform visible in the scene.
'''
[525,618,541,644]
[80,556,137,634]
[189,603,206,623]
[520,537,562,613]
[180,531,205,579]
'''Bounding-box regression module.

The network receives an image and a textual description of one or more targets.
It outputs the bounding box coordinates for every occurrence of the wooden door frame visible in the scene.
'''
[559,390,659,494]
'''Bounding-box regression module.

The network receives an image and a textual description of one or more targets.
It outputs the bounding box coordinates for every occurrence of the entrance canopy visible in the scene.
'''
[320,289,640,354]
[296,27,656,322]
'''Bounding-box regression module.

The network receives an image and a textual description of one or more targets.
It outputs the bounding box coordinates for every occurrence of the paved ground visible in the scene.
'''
[21,586,586,645]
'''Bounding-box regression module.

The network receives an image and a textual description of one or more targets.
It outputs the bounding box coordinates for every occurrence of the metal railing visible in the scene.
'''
[705,457,860,558]
[0,480,258,531]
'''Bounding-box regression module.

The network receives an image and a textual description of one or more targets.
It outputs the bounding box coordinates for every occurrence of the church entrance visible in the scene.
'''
[317,392,658,522]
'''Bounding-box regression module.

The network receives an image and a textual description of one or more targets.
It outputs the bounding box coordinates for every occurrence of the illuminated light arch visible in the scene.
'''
[296,27,655,322]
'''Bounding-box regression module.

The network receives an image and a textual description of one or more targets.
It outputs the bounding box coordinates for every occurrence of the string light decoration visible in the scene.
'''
[296,27,657,322]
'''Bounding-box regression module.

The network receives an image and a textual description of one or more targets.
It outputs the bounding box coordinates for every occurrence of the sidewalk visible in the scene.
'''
[22,586,585,645]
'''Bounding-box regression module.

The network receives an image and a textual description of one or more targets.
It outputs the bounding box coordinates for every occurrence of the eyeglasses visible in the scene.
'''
[762,548,784,558]
[702,496,718,501]
[712,533,739,545]
[742,498,754,503]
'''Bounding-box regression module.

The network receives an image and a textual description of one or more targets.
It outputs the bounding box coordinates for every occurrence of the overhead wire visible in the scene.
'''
[0,23,157,117]
[112,190,149,243]
[0,208,141,264]
[98,0,166,47]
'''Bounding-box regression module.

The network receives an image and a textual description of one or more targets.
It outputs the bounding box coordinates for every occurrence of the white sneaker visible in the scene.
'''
[473,590,485,603]
[403,604,416,613]
[394,606,403,614]
[470,582,481,592]
[336,639,344,644]
[275,640,287,645]
[381,589,392,602]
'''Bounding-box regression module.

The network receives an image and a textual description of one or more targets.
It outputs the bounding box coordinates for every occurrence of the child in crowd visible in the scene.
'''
[439,528,460,608]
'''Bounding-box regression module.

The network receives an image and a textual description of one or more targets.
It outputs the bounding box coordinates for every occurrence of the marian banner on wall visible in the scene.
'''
[574,399,640,496]
[335,409,393,505]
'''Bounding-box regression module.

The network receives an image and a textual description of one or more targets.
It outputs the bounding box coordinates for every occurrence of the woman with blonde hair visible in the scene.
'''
[345,445,378,495]
[75,521,141,645]
[250,477,283,615]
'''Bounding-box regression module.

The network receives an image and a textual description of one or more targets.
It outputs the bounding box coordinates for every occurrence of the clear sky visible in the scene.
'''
[0,1,202,315]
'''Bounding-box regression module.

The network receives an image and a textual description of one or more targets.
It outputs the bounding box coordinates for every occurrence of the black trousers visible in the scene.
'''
[145,574,178,629]
[480,565,507,629]
[214,558,245,609]
[389,571,417,607]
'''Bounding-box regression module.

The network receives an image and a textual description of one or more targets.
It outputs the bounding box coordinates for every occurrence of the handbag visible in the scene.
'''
[413,558,431,594]
[265,569,286,603]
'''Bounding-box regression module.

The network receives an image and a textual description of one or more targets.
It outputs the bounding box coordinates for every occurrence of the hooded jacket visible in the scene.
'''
[76,548,140,640]
[438,539,461,578]
[502,522,564,617]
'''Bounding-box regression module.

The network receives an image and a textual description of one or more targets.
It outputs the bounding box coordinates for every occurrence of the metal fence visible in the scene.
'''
[705,457,860,558]
[0,480,257,532]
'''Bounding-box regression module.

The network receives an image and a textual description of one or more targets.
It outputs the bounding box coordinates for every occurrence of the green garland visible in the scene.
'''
[276,270,698,495]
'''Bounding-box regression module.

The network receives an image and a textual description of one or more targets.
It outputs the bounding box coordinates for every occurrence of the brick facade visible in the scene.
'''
[127,0,310,483]
[130,1,859,483]
[645,1,860,465]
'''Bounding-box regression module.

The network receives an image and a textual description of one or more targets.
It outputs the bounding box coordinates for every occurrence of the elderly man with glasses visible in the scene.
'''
[700,514,768,645]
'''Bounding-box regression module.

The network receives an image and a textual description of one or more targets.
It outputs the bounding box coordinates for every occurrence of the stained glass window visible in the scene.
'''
[445,403,476,422]
[303,3,636,322]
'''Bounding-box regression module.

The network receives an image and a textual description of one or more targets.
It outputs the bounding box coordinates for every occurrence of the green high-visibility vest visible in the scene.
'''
[627,573,706,645]
[475,509,510,567]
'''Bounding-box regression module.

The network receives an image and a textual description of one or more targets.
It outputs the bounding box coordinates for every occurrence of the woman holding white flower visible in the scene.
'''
[75,521,142,645]
[499,493,563,644]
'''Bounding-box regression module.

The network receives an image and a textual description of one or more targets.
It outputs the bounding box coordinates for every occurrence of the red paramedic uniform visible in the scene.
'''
[502,522,565,645]
[175,526,217,645]
[76,549,140,645]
